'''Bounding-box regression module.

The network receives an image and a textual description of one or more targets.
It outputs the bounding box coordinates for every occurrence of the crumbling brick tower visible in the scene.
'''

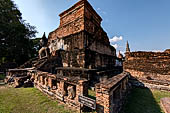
[48,0,116,70]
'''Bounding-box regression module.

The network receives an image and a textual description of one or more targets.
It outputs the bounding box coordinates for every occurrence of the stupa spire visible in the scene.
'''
[126,41,130,53]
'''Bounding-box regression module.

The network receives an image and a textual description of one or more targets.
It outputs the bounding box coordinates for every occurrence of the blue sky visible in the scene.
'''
[13,0,170,53]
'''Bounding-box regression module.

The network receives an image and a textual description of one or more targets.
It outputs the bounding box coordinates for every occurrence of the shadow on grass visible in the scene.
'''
[81,89,96,112]
[88,95,96,100]
[0,73,5,80]
[121,87,163,113]
[0,74,5,86]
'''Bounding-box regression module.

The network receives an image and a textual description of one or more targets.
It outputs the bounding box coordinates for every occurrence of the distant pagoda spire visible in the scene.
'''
[42,32,46,40]
[118,50,123,59]
[126,41,130,53]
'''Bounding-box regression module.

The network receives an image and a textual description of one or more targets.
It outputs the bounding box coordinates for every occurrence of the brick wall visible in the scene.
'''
[124,51,170,81]
[95,72,130,113]
[33,70,88,109]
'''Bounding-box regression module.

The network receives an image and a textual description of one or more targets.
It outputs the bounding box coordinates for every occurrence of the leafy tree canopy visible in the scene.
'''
[0,0,38,66]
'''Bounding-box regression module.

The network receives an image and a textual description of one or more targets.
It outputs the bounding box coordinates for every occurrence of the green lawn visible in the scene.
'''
[0,86,170,113]
[0,86,77,113]
[121,88,170,113]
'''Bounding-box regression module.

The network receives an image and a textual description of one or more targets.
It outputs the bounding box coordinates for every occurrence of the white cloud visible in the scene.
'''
[112,44,118,49]
[97,7,106,15]
[97,8,101,11]
[101,11,106,15]
[110,36,123,43]
[151,50,163,52]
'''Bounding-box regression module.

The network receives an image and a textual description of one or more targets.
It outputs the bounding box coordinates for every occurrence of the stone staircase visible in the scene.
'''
[19,57,38,68]
[33,57,48,69]
[19,57,48,70]
[0,80,5,86]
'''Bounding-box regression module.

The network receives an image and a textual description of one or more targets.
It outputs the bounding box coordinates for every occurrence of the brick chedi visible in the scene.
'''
[48,0,116,69]
[4,1,170,112]
[5,1,129,112]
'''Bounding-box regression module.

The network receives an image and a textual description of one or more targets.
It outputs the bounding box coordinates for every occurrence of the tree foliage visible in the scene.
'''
[0,0,37,65]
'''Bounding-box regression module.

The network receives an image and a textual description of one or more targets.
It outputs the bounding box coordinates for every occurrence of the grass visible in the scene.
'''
[0,74,5,80]
[0,86,77,113]
[0,86,170,113]
[88,89,96,100]
[121,88,170,113]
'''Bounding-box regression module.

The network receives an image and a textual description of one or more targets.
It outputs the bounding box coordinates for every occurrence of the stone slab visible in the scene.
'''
[160,97,170,113]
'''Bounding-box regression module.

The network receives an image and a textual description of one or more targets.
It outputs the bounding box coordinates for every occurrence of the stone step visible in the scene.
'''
[0,80,5,86]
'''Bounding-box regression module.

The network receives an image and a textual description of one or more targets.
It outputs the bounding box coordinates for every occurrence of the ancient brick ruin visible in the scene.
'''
[33,70,88,109]
[5,0,130,113]
[5,68,129,113]
[5,68,34,88]
[48,0,116,70]
[4,0,170,112]
[124,42,170,91]
[96,72,130,113]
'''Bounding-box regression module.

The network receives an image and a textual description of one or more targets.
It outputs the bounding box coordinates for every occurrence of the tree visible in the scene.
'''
[31,38,41,53]
[0,0,37,65]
